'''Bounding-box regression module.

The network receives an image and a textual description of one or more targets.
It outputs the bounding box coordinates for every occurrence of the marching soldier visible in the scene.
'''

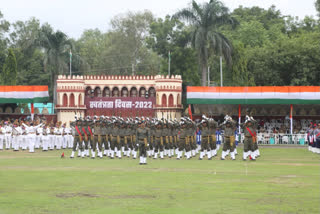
[242,116,258,161]
[93,118,103,159]
[219,115,237,160]
[153,120,164,159]
[199,117,211,160]
[70,116,84,158]
[176,119,187,160]
[136,120,150,165]
[101,117,109,157]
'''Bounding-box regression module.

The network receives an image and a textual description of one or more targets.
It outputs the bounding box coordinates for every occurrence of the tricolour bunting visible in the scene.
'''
[0,86,49,103]
[187,86,320,104]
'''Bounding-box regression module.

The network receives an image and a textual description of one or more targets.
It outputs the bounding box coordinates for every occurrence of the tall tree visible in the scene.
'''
[316,0,320,15]
[0,10,10,75]
[174,0,236,86]
[147,15,200,85]
[39,24,73,100]
[2,49,17,85]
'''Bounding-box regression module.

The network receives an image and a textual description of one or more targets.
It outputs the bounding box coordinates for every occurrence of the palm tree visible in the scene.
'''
[174,0,236,86]
[39,24,73,102]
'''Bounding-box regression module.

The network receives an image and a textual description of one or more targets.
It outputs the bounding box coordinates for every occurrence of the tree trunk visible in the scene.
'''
[201,63,208,86]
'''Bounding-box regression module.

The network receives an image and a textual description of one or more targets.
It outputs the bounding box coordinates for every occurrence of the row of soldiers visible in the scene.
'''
[0,119,73,152]
[70,114,260,164]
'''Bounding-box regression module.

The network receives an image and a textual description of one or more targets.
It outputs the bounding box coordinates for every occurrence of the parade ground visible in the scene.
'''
[0,147,319,214]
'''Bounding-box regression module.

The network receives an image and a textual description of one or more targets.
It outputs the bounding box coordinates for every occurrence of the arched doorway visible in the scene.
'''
[139,87,146,97]
[69,93,75,107]
[148,87,156,97]
[78,94,82,106]
[112,87,119,97]
[121,87,129,97]
[63,94,68,107]
[130,87,137,97]
[162,94,167,107]
[103,87,111,97]
[168,94,174,107]
[85,87,92,97]
[94,87,101,97]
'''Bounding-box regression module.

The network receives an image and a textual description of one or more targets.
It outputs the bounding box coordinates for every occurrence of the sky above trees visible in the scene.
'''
[1,0,317,38]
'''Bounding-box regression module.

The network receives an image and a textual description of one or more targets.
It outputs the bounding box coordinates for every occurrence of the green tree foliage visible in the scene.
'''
[147,15,200,86]
[0,11,10,76]
[174,0,236,86]
[2,49,17,85]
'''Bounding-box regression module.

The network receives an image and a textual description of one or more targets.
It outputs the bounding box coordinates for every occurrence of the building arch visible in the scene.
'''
[121,87,129,97]
[177,94,181,105]
[148,87,156,97]
[63,93,68,107]
[139,87,146,97]
[130,87,138,97]
[94,86,101,97]
[112,87,119,97]
[156,94,160,105]
[103,87,111,97]
[162,94,167,107]
[85,86,92,97]
[168,94,174,107]
[78,94,82,106]
[69,93,75,107]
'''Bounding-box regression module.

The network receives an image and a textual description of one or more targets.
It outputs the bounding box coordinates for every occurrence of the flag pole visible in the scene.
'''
[238,104,241,133]
[69,49,72,77]
[31,103,34,121]
[290,104,293,135]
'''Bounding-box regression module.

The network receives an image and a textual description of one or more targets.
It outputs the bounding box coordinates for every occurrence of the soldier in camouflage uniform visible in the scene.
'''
[241,116,258,161]
[199,118,211,160]
[101,118,109,157]
[131,120,138,159]
[208,117,219,158]
[162,121,171,158]
[81,118,90,157]
[93,118,103,159]
[153,120,164,159]
[70,117,84,158]
[113,120,122,159]
[176,119,187,160]
[219,115,237,160]
[136,120,150,165]
[168,121,175,157]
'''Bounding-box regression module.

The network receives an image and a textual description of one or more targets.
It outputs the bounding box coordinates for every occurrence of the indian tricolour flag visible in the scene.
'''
[187,86,320,105]
[0,86,49,103]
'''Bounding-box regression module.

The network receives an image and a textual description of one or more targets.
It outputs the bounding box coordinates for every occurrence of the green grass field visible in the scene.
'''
[0,147,319,214]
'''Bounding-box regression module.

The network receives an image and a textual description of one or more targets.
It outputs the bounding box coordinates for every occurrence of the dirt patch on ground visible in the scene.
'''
[108,195,156,199]
[274,163,320,166]
[55,193,156,199]
[56,192,100,198]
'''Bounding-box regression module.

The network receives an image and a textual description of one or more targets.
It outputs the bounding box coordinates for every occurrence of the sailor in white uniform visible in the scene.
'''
[22,121,43,153]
